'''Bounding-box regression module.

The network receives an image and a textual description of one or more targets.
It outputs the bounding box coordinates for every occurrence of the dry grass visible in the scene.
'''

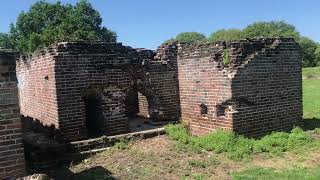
[46,134,320,180]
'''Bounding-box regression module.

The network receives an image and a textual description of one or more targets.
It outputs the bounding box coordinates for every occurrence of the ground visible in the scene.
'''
[46,67,320,180]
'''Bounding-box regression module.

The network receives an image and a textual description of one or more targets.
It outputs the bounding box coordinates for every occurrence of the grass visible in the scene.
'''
[113,138,130,150]
[232,167,320,180]
[302,66,320,79]
[303,67,320,119]
[165,124,315,160]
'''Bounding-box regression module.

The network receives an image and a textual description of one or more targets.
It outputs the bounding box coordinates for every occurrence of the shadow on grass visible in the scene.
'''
[303,118,320,131]
[45,165,117,180]
[71,166,116,180]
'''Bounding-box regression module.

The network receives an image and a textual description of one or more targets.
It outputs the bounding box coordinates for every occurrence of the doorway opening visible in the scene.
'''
[137,92,150,118]
[84,94,105,137]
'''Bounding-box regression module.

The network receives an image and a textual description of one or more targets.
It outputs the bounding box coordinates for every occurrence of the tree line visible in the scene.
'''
[0,1,319,67]
[0,0,116,54]
[165,21,320,67]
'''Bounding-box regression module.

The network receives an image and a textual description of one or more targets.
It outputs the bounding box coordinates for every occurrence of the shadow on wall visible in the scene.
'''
[303,118,320,131]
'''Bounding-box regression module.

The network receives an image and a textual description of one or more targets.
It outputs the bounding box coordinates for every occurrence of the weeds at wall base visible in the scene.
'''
[164,124,317,161]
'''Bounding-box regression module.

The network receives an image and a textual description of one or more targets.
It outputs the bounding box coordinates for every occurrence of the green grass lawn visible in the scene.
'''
[303,79,320,119]
[232,167,320,180]
[303,67,320,119]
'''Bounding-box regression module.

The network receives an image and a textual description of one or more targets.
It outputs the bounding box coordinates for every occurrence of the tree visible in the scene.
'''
[0,33,11,49]
[0,0,116,53]
[208,29,242,42]
[175,32,206,43]
[315,45,320,66]
[299,37,318,67]
[242,21,300,40]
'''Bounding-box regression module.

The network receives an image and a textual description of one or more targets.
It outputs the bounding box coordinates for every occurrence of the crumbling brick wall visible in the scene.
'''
[17,42,180,141]
[135,45,180,121]
[0,50,25,178]
[177,38,302,137]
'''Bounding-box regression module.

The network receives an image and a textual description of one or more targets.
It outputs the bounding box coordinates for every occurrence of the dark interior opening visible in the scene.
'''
[200,103,208,115]
[216,105,226,117]
[84,95,105,137]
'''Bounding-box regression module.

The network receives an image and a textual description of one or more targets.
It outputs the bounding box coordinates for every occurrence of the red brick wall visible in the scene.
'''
[16,53,59,129]
[0,50,25,179]
[231,39,303,136]
[53,43,136,140]
[177,51,233,135]
[138,92,149,118]
[177,38,302,137]
[17,42,181,141]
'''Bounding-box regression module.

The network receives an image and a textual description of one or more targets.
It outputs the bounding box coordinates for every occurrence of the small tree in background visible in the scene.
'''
[0,0,116,53]
[299,37,319,67]
[315,46,320,66]
[208,29,242,42]
[242,21,300,40]
[175,32,207,43]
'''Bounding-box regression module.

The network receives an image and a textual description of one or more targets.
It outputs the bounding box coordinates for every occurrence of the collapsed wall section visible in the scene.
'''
[0,50,25,178]
[136,44,180,120]
[177,38,302,137]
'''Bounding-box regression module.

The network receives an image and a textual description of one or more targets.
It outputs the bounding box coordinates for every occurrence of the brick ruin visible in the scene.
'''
[0,50,25,178]
[13,37,302,142]
[16,42,180,141]
[0,37,303,178]
[177,37,303,136]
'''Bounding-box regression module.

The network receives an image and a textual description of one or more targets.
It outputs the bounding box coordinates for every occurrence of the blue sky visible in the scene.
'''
[0,0,319,49]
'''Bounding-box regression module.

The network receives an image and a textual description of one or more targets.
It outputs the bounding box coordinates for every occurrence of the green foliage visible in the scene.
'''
[0,33,12,49]
[0,0,116,53]
[208,29,242,42]
[164,32,207,44]
[299,37,319,67]
[223,49,231,66]
[175,32,206,43]
[242,21,300,39]
[113,139,130,150]
[232,167,320,180]
[165,124,315,160]
[316,46,320,66]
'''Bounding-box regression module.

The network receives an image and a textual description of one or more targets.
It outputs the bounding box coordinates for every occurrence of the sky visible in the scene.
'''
[0,0,319,49]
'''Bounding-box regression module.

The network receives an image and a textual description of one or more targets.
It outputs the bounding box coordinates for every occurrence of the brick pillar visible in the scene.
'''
[0,50,25,178]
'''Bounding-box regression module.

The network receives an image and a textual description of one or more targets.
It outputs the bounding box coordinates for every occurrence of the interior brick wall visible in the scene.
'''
[0,50,25,179]
[177,38,303,137]
[16,53,59,130]
[138,92,149,118]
